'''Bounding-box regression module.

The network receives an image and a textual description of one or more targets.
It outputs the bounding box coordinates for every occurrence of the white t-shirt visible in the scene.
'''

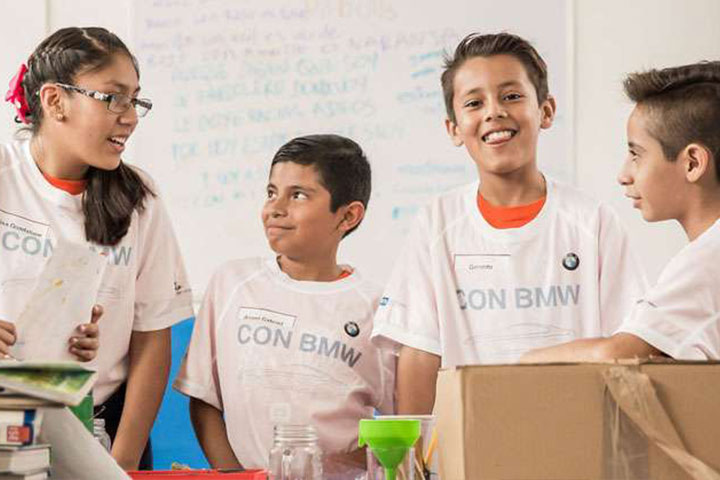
[0,139,194,403]
[173,257,395,469]
[616,218,720,359]
[372,178,648,366]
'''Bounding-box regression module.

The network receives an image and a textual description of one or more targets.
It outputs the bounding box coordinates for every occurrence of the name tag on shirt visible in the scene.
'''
[454,253,511,275]
[237,307,297,330]
[0,208,51,239]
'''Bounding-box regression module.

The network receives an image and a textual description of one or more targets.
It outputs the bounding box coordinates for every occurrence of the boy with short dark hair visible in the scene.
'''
[174,134,394,474]
[371,32,647,414]
[523,61,720,362]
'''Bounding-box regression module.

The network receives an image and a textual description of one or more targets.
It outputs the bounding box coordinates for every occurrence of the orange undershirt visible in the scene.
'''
[337,269,353,280]
[477,193,546,229]
[42,171,87,196]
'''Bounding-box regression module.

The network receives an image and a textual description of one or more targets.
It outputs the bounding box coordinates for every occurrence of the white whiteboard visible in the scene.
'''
[131,0,572,298]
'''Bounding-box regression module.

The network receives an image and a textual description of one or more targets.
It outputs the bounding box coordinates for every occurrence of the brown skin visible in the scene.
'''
[520,333,663,363]
[396,346,441,414]
[0,304,102,361]
[32,54,140,180]
[111,328,171,470]
[189,398,242,469]
[445,55,555,207]
[262,162,365,281]
[620,107,720,242]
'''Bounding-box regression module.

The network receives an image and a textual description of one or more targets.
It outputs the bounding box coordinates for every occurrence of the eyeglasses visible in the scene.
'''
[55,83,152,117]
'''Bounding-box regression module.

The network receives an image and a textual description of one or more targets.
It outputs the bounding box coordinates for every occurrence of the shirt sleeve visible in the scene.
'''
[371,209,442,356]
[615,251,720,360]
[173,272,223,410]
[133,192,194,331]
[597,204,649,335]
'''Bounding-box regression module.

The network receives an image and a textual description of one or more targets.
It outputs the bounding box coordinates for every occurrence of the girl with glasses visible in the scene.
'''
[1,27,193,471]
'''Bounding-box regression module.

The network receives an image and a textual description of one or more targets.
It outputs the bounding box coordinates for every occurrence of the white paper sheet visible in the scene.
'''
[12,241,107,361]
[38,407,130,480]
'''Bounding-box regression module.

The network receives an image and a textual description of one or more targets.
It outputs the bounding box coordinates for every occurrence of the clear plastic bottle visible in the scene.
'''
[268,424,322,480]
[93,418,112,452]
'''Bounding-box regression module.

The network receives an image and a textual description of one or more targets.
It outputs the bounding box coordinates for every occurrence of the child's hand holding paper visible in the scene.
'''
[68,304,103,361]
[0,320,16,358]
[0,305,102,361]
[11,241,107,362]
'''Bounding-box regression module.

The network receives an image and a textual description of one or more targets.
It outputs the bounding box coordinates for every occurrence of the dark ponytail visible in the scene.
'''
[21,27,153,246]
[84,164,153,245]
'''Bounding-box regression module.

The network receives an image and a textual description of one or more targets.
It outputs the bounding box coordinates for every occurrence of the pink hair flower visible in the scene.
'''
[4,64,30,124]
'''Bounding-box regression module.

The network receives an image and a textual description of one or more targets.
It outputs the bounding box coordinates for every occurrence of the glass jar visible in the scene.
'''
[93,418,112,452]
[268,424,322,480]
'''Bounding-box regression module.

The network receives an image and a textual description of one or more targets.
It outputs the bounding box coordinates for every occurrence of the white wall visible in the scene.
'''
[1,0,719,283]
[0,0,46,142]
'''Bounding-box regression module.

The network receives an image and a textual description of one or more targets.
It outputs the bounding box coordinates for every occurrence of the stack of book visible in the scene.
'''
[0,396,53,480]
[0,443,51,480]
[0,361,97,480]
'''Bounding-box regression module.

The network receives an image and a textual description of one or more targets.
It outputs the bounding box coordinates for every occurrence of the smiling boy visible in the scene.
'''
[173,134,394,475]
[371,32,648,414]
[523,61,720,362]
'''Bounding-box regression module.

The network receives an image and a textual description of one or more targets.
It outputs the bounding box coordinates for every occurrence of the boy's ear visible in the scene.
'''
[682,143,713,184]
[337,201,366,235]
[539,95,556,130]
[445,118,464,147]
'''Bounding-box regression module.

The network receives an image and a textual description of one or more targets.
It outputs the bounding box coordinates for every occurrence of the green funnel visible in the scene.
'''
[358,419,420,480]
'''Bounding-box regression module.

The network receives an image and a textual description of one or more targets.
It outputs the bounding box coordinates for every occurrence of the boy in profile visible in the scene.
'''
[524,61,720,362]
[174,134,394,475]
[371,32,647,414]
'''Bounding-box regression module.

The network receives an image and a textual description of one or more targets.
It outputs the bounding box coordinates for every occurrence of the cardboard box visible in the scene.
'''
[435,361,720,480]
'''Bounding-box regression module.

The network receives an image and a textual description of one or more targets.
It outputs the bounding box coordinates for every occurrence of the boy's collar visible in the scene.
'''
[264,257,359,293]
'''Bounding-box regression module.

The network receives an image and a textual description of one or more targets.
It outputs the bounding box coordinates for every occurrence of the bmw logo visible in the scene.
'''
[344,321,360,337]
[562,253,580,271]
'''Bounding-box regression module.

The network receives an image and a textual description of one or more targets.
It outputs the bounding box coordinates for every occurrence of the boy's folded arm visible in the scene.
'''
[189,397,243,469]
[520,333,664,363]
[396,345,441,414]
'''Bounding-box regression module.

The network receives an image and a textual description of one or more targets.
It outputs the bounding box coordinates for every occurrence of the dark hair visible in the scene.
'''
[441,32,549,123]
[624,62,720,179]
[22,27,153,246]
[270,134,371,237]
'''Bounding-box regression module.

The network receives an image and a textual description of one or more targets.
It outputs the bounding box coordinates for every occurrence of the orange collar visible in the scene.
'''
[337,269,353,280]
[42,171,87,195]
[477,193,546,229]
